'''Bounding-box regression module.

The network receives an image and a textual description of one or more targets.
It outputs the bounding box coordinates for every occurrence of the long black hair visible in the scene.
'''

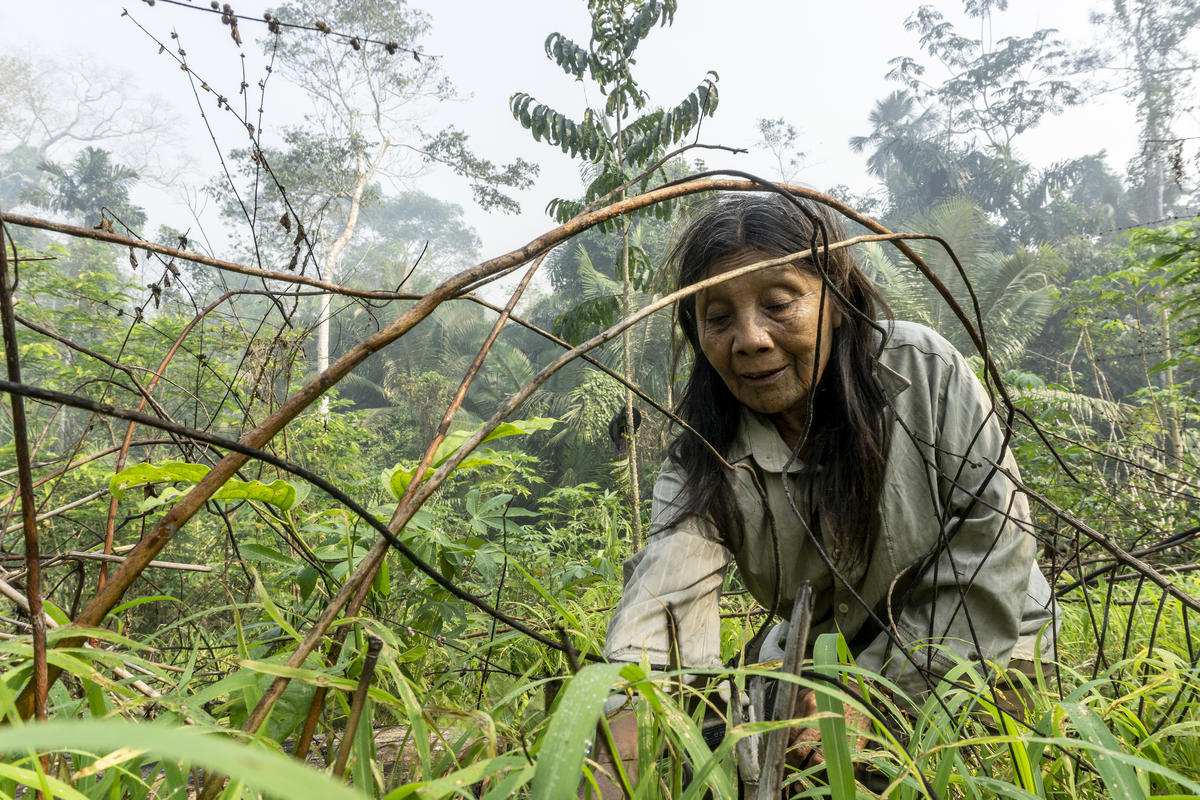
[667,192,893,567]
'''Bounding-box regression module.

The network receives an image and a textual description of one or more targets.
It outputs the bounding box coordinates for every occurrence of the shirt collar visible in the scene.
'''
[727,407,805,473]
[874,356,911,400]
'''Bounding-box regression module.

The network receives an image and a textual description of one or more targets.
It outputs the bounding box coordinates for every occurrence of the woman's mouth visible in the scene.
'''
[741,366,786,383]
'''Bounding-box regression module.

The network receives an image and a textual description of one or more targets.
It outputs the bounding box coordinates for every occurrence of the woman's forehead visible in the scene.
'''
[698,252,818,299]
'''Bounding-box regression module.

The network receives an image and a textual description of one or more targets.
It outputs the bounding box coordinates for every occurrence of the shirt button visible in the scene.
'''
[837,602,850,615]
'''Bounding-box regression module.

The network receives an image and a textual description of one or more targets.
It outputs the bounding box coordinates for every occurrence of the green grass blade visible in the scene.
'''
[633,674,735,798]
[508,558,584,633]
[385,754,530,799]
[478,764,535,799]
[813,633,855,800]
[0,719,367,800]
[251,569,302,642]
[1063,702,1148,800]
[0,760,91,800]
[529,662,627,800]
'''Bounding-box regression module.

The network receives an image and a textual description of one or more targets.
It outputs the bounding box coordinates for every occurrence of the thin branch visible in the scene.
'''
[1,489,107,536]
[2,550,212,574]
[0,225,47,719]
[0,212,407,301]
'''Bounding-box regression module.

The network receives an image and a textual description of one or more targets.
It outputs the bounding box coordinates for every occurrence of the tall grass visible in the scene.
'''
[4,537,1200,798]
[4,588,1200,798]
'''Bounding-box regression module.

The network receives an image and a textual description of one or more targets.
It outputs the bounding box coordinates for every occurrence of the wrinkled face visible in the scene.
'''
[695,250,841,445]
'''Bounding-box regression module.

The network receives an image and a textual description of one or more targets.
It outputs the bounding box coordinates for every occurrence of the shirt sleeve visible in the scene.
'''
[857,345,1043,695]
[603,458,733,667]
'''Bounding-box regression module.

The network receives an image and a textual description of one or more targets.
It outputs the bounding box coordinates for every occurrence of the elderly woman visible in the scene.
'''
[596,192,1055,791]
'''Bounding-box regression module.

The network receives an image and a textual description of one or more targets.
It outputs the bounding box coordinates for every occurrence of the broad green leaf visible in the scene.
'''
[213,478,308,512]
[238,543,296,567]
[372,558,391,598]
[110,461,308,512]
[110,462,208,500]
[479,416,557,442]
[40,599,71,627]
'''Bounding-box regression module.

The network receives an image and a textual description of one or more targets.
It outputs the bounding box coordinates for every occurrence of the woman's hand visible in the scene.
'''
[784,689,871,770]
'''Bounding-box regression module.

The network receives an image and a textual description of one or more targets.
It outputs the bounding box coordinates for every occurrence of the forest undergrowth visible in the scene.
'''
[1,184,1198,800]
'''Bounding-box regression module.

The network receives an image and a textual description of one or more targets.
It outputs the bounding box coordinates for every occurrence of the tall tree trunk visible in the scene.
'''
[1130,4,1184,466]
[615,65,642,550]
[317,143,389,414]
[621,228,642,550]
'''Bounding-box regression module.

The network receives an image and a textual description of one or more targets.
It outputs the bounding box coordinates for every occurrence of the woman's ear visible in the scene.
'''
[831,303,843,329]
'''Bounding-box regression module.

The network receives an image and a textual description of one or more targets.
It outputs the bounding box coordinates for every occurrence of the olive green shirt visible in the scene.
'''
[604,321,1055,695]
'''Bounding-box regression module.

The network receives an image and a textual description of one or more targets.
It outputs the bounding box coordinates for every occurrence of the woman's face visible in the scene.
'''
[695,250,841,446]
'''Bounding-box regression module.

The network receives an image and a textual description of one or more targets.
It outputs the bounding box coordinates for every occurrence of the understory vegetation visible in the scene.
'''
[1,0,1199,797]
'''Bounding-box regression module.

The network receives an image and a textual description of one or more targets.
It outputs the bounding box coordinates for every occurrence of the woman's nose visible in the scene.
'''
[732,315,772,353]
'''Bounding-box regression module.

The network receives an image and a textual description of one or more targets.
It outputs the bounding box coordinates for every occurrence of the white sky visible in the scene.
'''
[1,0,1189,270]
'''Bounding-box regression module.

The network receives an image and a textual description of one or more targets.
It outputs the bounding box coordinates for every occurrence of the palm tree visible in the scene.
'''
[27,146,146,228]
[849,91,965,213]
[858,198,1056,368]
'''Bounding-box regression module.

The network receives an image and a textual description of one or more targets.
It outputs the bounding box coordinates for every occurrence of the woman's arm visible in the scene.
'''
[604,458,733,667]
[858,343,1041,696]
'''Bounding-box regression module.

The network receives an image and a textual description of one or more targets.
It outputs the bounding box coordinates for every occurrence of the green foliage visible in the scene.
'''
[109,461,311,513]
[420,126,537,214]
[888,4,1081,149]
[1128,217,1200,371]
[382,416,559,499]
[510,0,718,224]
[530,662,630,799]
[0,719,366,800]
